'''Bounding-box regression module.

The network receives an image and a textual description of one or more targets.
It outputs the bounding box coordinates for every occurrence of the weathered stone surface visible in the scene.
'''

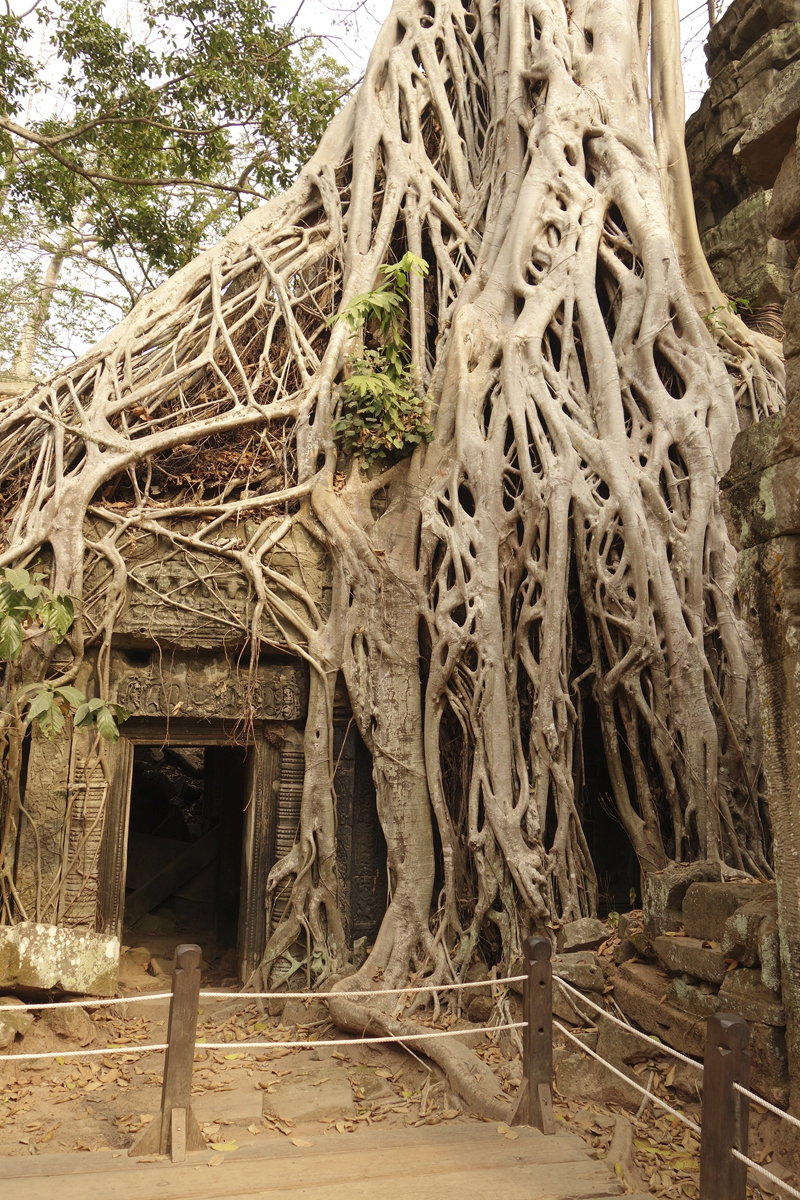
[614,961,789,1104]
[0,923,119,996]
[643,862,722,940]
[721,457,800,548]
[722,897,780,965]
[282,997,329,1028]
[652,935,728,984]
[467,995,493,1023]
[785,292,800,358]
[41,1004,99,1045]
[719,968,786,1025]
[759,914,783,993]
[110,651,307,722]
[666,977,722,1019]
[551,951,605,993]
[704,192,795,307]
[614,940,639,966]
[557,917,610,953]
[768,149,800,238]
[682,880,777,942]
[0,996,34,1039]
[736,59,800,185]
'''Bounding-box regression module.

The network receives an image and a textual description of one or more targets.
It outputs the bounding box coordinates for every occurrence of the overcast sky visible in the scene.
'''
[276,0,714,116]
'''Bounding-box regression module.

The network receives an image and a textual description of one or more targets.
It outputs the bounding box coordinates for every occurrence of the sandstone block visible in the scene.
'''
[282,997,329,1027]
[551,951,605,993]
[682,880,776,942]
[721,897,779,965]
[0,922,119,997]
[613,961,789,1105]
[557,917,610,952]
[467,994,493,1023]
[784,291,800,357]
[666,976,722,1019]
[758,914,782,992]
[643,862,721,940]
[0,996,34,1039]
[768,149,800,239]
[653,935,728,984]
[614,940,639,966]
[41,1003,98,1045]
[736,58,800,186]
[719,968,785,1025]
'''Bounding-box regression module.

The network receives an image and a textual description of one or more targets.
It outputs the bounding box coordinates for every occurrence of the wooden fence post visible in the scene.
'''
[699,1012,750,1200]
[512,935,555,1135]
[129,943,205,1162]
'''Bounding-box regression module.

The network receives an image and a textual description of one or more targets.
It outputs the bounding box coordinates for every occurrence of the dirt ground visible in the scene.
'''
[0,946,797,1199]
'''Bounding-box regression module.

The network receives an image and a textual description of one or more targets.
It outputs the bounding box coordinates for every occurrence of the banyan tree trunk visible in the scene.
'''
[0,0,780,1110]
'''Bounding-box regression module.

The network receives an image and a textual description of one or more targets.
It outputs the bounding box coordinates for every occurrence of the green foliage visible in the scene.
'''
[0,566,127,741]
[704,296,752,342]
[1,0,349,378]
[332,252,434,468]
[2,0,348,274]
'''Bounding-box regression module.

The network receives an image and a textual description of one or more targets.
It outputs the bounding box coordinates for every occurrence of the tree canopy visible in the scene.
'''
[0,0,349,373]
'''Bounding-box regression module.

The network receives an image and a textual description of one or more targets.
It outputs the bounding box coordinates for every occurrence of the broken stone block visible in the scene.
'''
[613,960,789,1106]
[467,994,493,1023]
[666,976,721,1019]
[0,922,119,997]
[618,911,643,942]
[736,58,800,186]
[652,935,728,985]
[722,897,779,966]
[758,914,782,993]
[767,148,800,239]
[41,1003,98,1045]
[643,862,722,940]
[719,968,785,1026]
[614,940,639,966]
[0,996,34,1046]
[282,996,329,1027]
[551,951,605,993]
[557,917,610,952]
[348,1064,396,1105]
[683,880,776,943]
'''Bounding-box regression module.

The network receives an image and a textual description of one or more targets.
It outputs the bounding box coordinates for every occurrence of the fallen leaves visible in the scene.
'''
[290,1137,313,1147]
[496,1123,519,1141]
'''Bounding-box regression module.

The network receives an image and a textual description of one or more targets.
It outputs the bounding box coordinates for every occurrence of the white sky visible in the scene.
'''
[275,0,716,116]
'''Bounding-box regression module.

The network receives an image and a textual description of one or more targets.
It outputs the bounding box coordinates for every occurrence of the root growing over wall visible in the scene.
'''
[0,0,782,1112]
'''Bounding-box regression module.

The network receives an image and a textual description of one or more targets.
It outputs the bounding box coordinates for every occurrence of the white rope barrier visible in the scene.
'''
[1,1021,525,1061]
[0,974,526,1014]
[195,1022,526,1052]
[198,975,527,1001]
[553,976,704,1072]
[553,1018,701,1134]
[731,1150,800,1200]
[0,1043,168,1062]
[0,992,170,1013]
[732,1082,800,1132]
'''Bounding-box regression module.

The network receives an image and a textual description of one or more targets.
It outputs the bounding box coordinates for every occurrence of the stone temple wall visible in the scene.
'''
[686,4,800,1109]
[686,0,800,333]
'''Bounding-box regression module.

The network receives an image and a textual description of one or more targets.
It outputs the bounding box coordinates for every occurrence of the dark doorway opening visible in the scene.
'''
[577,695,641,916]
[123,745,247,971]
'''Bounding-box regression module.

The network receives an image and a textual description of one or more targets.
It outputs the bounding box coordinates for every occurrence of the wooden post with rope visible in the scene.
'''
[129,943,205,1162]
[512,935,554,1135]
[699,1012,750,1200]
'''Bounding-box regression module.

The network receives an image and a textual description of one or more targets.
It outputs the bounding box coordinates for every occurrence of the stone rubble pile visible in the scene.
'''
[552,870,789,1106]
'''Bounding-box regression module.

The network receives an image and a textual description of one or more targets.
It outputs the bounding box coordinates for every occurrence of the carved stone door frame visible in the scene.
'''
[98,718,285,979]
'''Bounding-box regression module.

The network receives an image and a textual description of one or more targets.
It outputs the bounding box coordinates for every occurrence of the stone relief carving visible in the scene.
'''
[83,515,331,650]
[110,653,307,721]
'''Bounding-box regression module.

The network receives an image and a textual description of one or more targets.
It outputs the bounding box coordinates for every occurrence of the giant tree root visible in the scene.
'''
[327,992,513,1121]
[0,0,781,1004]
